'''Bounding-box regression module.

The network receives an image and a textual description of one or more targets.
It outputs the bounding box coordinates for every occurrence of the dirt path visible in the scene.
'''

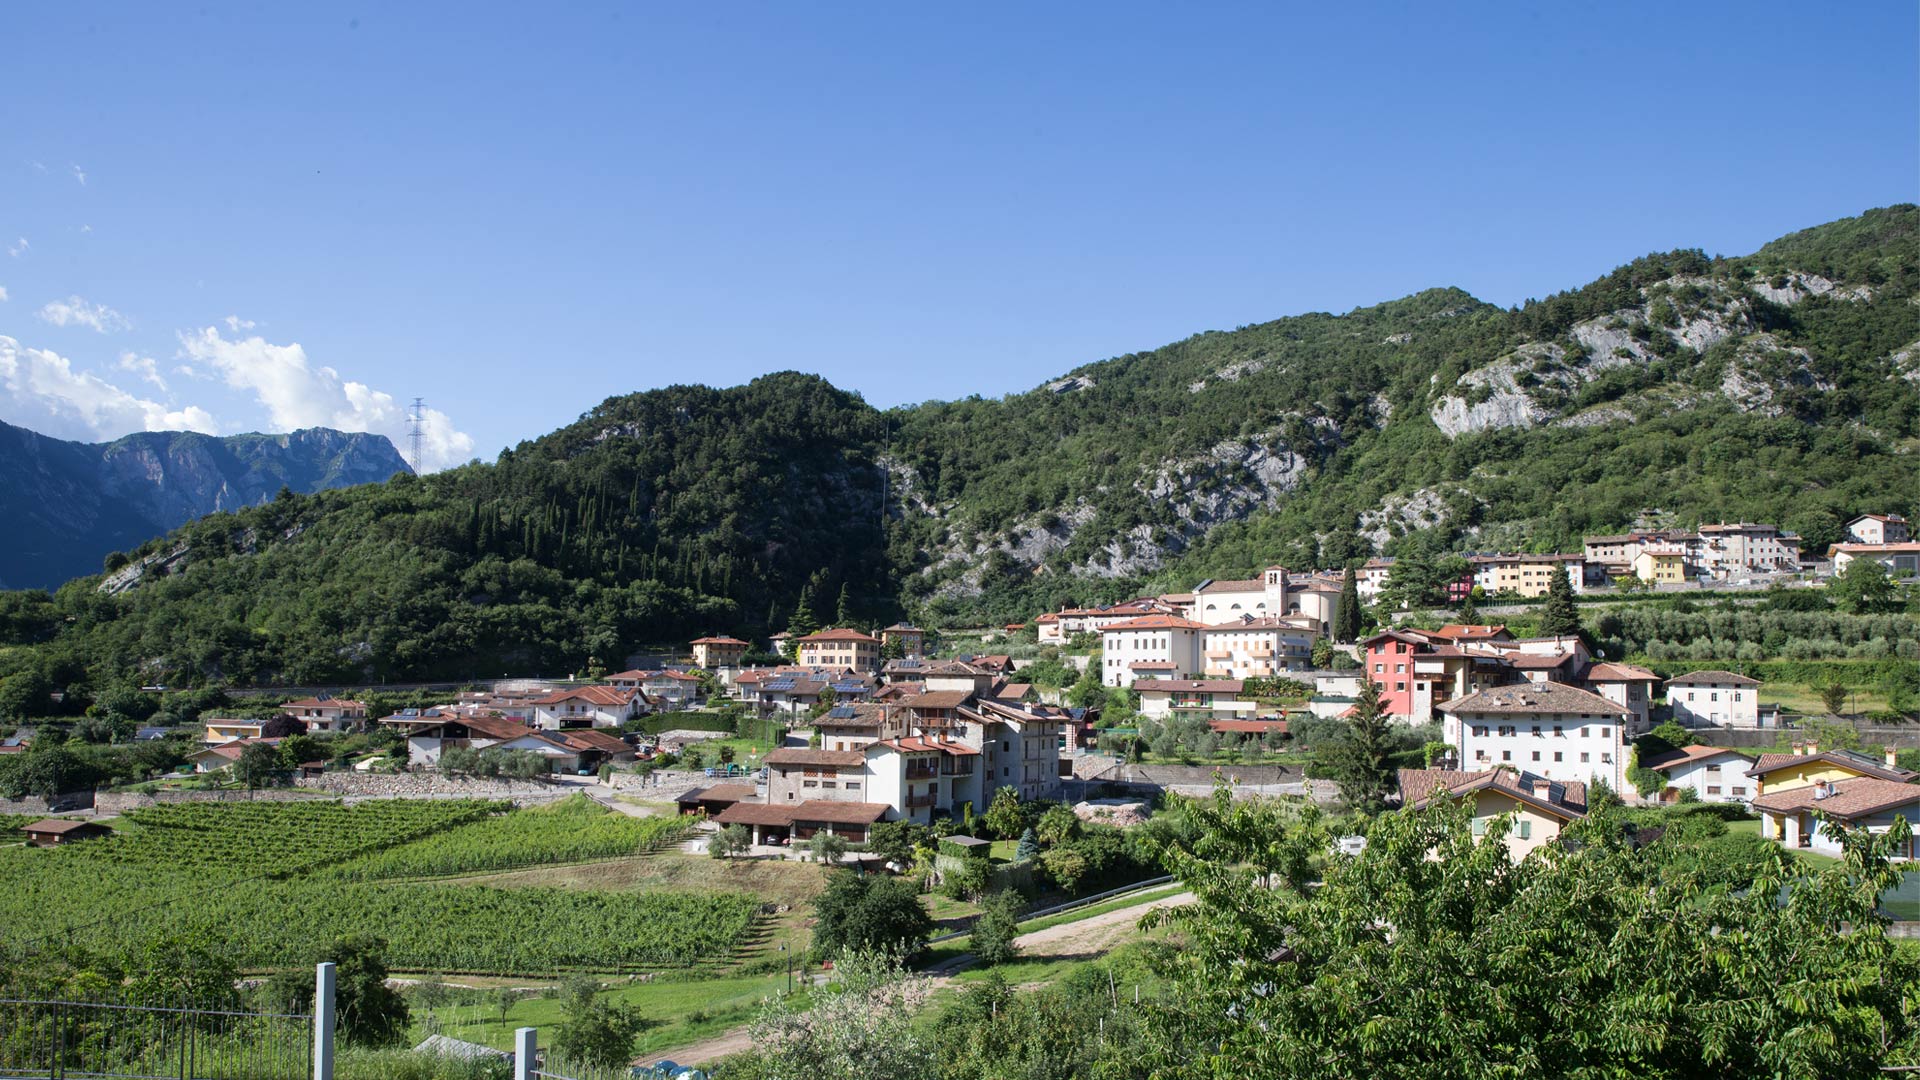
[642,889,1194,1068]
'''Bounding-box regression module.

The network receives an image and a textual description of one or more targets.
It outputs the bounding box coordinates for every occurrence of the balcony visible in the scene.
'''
[904,765,939,781]
[905,792,938,809]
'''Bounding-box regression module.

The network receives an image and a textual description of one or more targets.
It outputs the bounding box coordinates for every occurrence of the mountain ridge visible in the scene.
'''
[0,204,1912,688]
[0,422,412,590]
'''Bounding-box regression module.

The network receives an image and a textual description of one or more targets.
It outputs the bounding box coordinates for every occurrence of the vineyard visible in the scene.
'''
[0,799,758,974]
[324,794,691,881]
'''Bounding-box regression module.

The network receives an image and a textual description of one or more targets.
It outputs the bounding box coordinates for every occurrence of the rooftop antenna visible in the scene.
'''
[406,397,428,474]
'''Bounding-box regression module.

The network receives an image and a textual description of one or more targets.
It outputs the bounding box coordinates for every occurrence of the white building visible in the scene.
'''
[1397,767,1588,863]
[1695,523,1802,577]
[1580,662,1661,732]
[1440,682,1636,794]
[1192,567,1290,625]
[1665,670,1762,727]
[1200,619,1317,679]
[1828,542,1920,576]
[528,686,642,730]
[1100,615,1208,688]
[1751,776,1920,861]
[1640,745,1757,804]
[1132,679,1260,721]
[1846,513,1911,545]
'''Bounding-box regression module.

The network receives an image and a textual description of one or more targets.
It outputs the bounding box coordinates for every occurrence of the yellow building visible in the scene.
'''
[1743,744,1916,798]
[1631,546,1688,584]
[202,718,266,744]
[795,628,882,673]
[1397,768,1588,863]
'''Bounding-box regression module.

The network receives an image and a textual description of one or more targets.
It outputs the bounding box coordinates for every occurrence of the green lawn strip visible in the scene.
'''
[415,972,794,1056]
[916,882,1184,970]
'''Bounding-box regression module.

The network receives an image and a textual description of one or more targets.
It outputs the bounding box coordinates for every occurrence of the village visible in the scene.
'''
[34,508,1895,871]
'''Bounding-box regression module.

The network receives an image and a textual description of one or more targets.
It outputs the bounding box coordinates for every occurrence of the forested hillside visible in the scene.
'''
[0,206,1913,696]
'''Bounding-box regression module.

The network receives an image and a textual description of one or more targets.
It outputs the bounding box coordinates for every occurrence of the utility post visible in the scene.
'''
[514,1027,538,1080]
[312,962,336,1080]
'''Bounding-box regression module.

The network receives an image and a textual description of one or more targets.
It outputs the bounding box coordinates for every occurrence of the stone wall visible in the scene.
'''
[93,788,333,814]
[295,773,572,803]
[0,791,94,815]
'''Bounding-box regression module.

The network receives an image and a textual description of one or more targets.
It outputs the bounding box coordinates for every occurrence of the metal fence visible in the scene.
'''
[0,998,311,1080]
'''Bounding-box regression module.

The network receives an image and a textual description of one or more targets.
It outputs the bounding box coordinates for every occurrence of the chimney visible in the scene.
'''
[1532,778,1553,799]
[1812,780,1831,801]
[1806,742,1818,756]
[1889,747,1902,768]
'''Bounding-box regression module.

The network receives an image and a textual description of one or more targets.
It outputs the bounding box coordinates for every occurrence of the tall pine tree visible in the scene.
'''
[1333,565,1362,644]
[834,582,854,627]
[1540,563,1580,636]
[1324,675,1396,814]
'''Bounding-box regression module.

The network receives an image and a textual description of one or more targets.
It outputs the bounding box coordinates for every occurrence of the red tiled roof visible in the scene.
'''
[559,729,632,754]
[714,802,798,827]
[1745,751,1916,783]
[1437,682,1631,717]
[1640,745,1754,772]
[901,690,974,709]
[281,697,366,710]
[23,819,108,835]
[1664,670,1761,687]
[1432,625,1510,640]
[1397,767,1587,819]
[678,782,758,804]
[1583,662,1661,683]
[790,800,890,825]
[691,636,750,646]
[1103,615,1209,631]
[871,736,980,756]
[1750,776,1920,819]
[532,686,638,707]
[797,628,880,644]
[764,748,867,768]
[1134,679,1245,694]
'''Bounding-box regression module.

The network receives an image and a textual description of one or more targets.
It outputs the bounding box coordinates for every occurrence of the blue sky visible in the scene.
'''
[2,2,1913,468]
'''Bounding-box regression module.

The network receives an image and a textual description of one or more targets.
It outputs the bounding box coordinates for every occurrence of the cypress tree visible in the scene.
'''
[834,582,854,626]
[1541,563,1580,636]
[1324,675,1395,814]
[1334,565,1362,644]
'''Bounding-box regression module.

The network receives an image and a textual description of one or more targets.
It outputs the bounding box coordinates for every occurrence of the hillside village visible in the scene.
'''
[7,506,1896,869]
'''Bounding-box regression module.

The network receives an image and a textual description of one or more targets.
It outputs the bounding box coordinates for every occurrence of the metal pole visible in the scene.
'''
[313,962,335,1080]
[514,1027,537,1080]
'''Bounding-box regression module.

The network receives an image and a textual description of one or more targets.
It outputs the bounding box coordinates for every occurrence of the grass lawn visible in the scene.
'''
[413,972,798,1056]
[675,737,780,770]
[1725,819,1843,867]
[1756,683,1893,716]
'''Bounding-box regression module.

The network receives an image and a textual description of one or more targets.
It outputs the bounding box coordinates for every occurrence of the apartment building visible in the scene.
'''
[794,628,881,673]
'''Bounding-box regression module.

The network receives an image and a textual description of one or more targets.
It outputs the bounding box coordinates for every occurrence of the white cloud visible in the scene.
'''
[38,295,131,334]
[116,351,167,391]
[0,286,8,302]
[71,163,86,186]
[177,324,475,471]
[80,224,92,235]
[8,238,26,258]
[28,160,46,173]
[223,314,257,332]
[0,336,218,441]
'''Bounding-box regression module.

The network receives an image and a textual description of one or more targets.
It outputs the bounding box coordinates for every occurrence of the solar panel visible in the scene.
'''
[826,706,858,720]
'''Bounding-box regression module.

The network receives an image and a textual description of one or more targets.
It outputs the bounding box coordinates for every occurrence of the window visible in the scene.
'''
[1374,663,1384,674]
[1600,727,1609,737]
[1706,785,1721,795]
[1471,818,1487,836]
[1553,752,1563,762]
[1395,682,1406,692]
[1530,726,1541,736]
[1732,786,1746,796]
[845,782,860,791]
[1473,726,1487,737]
[1580,726,1589,737]
[803,780,817,788]
[1580,752,1590,763]
[1517,820,1532,840]
[1531,751,1540,762]
[1475,750,1487,761]
[1502,751,1512,762]
[1601,752,1612,763]
[1395,663,1406,674]
[1710,692,1719,702]
[1498,725,1516,737]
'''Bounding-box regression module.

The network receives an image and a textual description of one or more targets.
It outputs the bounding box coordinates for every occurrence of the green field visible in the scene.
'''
[0,798,760,975]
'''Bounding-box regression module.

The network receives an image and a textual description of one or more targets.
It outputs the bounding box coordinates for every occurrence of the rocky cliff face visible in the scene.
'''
[0,422,409,590]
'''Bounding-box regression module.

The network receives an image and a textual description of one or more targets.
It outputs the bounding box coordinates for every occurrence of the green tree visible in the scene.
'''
[1319,676,1395,813]
[1136,786,1917,1079]
[1310,637,1335,669]
[1539,563,1581,636]
[1014,826,1040,862]
[1456,590,1480,626]
[970,890,1023,967]
[788,581,821,638]
[1830,557,1899,614]
[1333,565,1362,644]
[808,830,848,865]
[743,951,932,1080]
[982,787,1026,840]
[811,872,934,959]
[865,820,930,866]
[552,983,648,1072]
[327,935,411,1048]
[1821,681,1849,716]
[277,734,322,770]
[709,823,751,859]
[1034,802,1081,848]
[235,742,284,789]
[0,669,53,720]
[834,582,854,626]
